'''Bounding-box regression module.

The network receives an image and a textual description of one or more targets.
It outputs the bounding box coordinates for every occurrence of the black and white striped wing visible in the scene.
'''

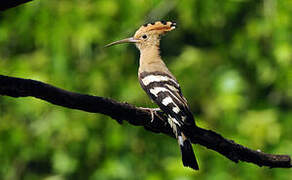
[139,71,195,127]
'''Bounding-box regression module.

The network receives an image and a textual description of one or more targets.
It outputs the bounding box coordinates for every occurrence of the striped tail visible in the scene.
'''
[178,132,199,170]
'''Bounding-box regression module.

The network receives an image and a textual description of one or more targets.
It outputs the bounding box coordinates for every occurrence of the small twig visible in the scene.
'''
[0,0,33,11]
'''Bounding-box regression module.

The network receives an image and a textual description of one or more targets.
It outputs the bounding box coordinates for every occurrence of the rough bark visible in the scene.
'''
[0,74,291,169]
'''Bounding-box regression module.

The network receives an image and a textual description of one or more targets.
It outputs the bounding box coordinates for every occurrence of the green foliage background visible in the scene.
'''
[0,0,291,179]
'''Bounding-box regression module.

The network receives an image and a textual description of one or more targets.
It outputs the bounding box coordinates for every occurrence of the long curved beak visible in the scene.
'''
[105,37,139,47]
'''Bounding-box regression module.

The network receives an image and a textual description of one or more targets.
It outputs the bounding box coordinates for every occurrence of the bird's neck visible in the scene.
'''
[138,46,170,74]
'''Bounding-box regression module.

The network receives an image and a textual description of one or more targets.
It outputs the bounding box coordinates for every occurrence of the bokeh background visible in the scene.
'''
[0,0,292,179]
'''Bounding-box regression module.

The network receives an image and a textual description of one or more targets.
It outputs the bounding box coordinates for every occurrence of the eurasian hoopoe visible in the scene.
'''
[106,21,199,170]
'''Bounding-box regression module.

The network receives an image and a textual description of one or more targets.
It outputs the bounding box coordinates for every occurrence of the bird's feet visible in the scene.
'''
[138,107,160,122]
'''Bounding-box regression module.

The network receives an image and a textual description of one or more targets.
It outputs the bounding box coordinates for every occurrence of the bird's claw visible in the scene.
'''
[139,107,160,122]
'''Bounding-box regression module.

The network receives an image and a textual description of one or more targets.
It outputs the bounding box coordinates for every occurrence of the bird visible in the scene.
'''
[105,20,199,170]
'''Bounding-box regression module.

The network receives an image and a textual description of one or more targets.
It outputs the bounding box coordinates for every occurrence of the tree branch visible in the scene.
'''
[0,0,33,11]
[0,74,291,169]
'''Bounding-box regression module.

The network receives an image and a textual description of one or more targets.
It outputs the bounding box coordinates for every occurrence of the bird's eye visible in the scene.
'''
[142,35,147,39]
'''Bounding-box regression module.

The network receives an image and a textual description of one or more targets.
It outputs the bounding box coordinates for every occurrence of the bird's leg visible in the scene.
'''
[138,107,160,122]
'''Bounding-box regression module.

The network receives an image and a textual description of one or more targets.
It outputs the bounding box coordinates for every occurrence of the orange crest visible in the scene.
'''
[134,21,176,38]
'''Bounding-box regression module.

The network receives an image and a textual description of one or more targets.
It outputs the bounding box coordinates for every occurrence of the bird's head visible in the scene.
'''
[105,21,176,50]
